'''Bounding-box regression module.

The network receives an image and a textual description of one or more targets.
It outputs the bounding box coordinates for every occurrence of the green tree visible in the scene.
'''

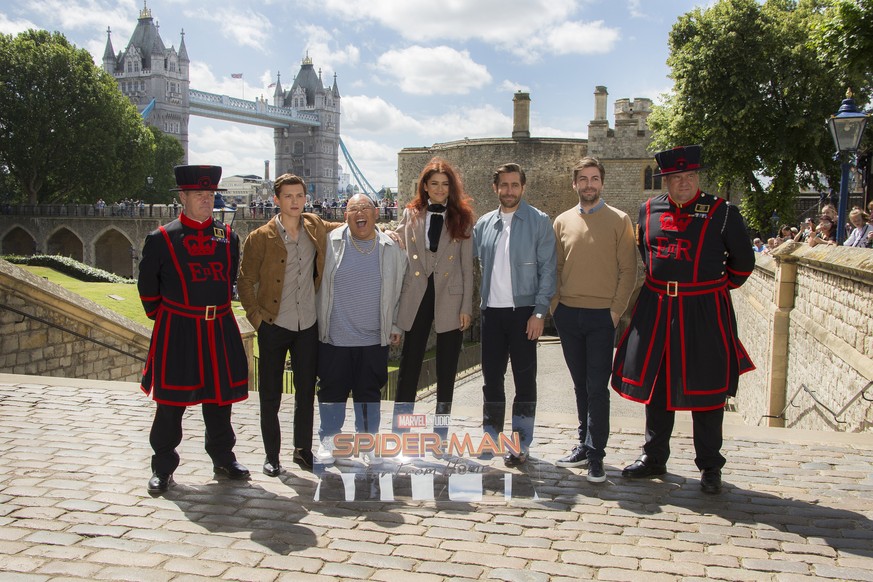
[811,0,873,97]
[139,127,184,204]
[649,0,869,232]
[0,30,153,205]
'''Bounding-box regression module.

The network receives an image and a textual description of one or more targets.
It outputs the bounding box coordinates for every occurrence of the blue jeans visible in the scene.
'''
[553,304,614,462]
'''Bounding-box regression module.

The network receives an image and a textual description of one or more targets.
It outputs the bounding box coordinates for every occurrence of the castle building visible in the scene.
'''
[102,1,189,161]
[398,87,665,222]
[271,56,342,202]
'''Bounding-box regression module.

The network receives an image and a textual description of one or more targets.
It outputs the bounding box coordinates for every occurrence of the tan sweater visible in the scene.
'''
[551,203,637,314]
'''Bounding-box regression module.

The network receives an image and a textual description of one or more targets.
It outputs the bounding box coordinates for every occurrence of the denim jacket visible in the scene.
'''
[473,199,557,316]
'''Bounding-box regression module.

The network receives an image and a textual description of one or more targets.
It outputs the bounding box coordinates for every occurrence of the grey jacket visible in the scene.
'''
[473,199,557,317]
[316,225,407,346]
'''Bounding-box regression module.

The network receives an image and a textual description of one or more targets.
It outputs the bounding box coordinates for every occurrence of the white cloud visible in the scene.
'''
[499,80,530,93]
[299,24,361,76]
[0,12,39,34]
[342,95,424,134]
[628,0,646,19]
[310,0,619,60]
[189,61,266,99]
[420,105,510,142]
[21,0,133,32]
[534,20,620,57]
[375,46,491,95]
[188,6,272,51]
[188,121,274,177]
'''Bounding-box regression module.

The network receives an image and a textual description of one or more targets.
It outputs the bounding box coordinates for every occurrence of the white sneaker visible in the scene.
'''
[361,450,383,467]
[316,441,335,465]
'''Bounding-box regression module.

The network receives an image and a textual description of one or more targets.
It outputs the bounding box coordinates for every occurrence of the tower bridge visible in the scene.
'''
[187,89,321,129]
[102,2,344,202]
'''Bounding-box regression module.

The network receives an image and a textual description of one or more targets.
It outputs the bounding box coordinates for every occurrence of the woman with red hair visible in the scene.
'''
[393,158,476,446]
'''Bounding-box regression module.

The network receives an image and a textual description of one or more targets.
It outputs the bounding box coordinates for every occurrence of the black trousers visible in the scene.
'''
[395,275,463,404]
[643,367,726,471]
[257,322,318,462]
[317,343,388,437]
[149,402,237,475]
[480,306,537,449]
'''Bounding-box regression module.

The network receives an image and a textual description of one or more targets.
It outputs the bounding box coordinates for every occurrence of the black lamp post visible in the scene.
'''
[826,89,869,244]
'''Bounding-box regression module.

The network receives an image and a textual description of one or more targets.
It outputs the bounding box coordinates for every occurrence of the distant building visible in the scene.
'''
[399,87,663,222]
[219,175,270,205]
[102,2,189,162]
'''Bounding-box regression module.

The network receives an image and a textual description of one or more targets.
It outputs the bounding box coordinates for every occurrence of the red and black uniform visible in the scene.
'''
[139,213,248,404]
[138,213,248,474]
[612,190,755,409]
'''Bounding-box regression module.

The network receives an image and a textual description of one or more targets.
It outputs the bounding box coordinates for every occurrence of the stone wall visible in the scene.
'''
[734,243,873,432]
[0,258,255,384]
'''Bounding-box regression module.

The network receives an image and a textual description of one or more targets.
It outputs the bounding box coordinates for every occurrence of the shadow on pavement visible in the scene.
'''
[615,477,873,557]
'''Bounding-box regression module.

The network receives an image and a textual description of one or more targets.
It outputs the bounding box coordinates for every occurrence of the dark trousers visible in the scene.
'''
[257,322,318,462]
[553,304,614,462]
[480,306,537,449]
[150,402,236,475]
[394,276,462,434]
[317,342,388,438]
[643,367,726,471]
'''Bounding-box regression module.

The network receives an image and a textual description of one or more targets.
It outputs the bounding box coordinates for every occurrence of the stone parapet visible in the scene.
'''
[0,258,255,385]
[734,242,873,432]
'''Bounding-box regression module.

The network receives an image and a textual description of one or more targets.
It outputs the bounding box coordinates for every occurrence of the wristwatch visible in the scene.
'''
[535,313,544,319]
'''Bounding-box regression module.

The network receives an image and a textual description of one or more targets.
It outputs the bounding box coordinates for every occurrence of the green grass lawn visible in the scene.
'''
[22,266,249,333]
[24,266,154,327]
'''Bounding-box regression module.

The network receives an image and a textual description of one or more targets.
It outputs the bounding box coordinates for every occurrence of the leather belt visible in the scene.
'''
[161,300,231,320]
[645,277,727,297]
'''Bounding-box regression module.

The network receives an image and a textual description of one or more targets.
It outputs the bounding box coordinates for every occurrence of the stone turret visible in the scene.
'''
[273,55,341,201]
[105,1,190,162]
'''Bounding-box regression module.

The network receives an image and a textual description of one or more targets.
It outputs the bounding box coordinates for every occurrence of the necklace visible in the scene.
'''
[350,233,377,255]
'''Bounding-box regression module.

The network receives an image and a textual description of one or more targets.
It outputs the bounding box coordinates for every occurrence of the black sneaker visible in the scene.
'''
[587,459,606,483]
[555,444,588,468]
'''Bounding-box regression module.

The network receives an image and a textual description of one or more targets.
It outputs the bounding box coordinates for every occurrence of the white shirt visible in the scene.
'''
[487,211,515,308]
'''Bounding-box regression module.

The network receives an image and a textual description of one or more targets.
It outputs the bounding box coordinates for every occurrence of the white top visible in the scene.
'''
[486,212,515,308]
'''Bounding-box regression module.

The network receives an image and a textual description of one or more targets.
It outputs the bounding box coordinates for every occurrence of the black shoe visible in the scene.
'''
[262,458,283,477]
[556,444,588,468]
[621,456,667,479]
[214,460,251,480]
[700,468,722,494]
[147,472,173,493]
[292,448,314,470]
[503,450,528,467]
[587,459,606,483]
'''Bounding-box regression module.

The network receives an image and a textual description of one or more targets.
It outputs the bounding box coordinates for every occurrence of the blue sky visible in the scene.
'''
[1,0,711,189]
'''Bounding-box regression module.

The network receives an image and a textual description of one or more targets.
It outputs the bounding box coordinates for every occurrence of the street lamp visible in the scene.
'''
[826,89,869,244]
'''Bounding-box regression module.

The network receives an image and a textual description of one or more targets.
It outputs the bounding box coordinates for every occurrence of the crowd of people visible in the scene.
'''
[754,200,873,253]
[135,146,757,498]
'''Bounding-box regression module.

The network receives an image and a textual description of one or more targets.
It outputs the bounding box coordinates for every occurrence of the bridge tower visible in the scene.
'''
[272,56,341,202]
[103,1,190,162]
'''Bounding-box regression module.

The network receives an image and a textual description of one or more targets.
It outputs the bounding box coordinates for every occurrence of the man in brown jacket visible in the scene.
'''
[237,174,341,475]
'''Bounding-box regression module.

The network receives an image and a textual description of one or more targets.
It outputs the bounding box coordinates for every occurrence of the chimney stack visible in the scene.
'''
[512,91,531,139]
[264,160,270,182]
[594,86,608,122]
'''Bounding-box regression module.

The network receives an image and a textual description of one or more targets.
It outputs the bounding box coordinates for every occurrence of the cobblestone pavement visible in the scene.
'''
[1,368,872,581]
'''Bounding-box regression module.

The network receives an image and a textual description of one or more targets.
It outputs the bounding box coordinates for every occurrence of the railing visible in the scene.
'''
[0,204,400,223]
[251,343,481,400]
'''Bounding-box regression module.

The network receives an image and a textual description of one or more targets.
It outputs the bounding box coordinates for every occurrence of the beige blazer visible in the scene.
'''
[395,207,473,333]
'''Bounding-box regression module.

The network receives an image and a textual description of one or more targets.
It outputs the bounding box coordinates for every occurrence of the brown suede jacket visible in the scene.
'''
[237,213,341,329]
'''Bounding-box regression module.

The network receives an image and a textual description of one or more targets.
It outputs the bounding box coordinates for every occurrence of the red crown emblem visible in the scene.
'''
[660,211,693,233]
[182,231,217,256]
